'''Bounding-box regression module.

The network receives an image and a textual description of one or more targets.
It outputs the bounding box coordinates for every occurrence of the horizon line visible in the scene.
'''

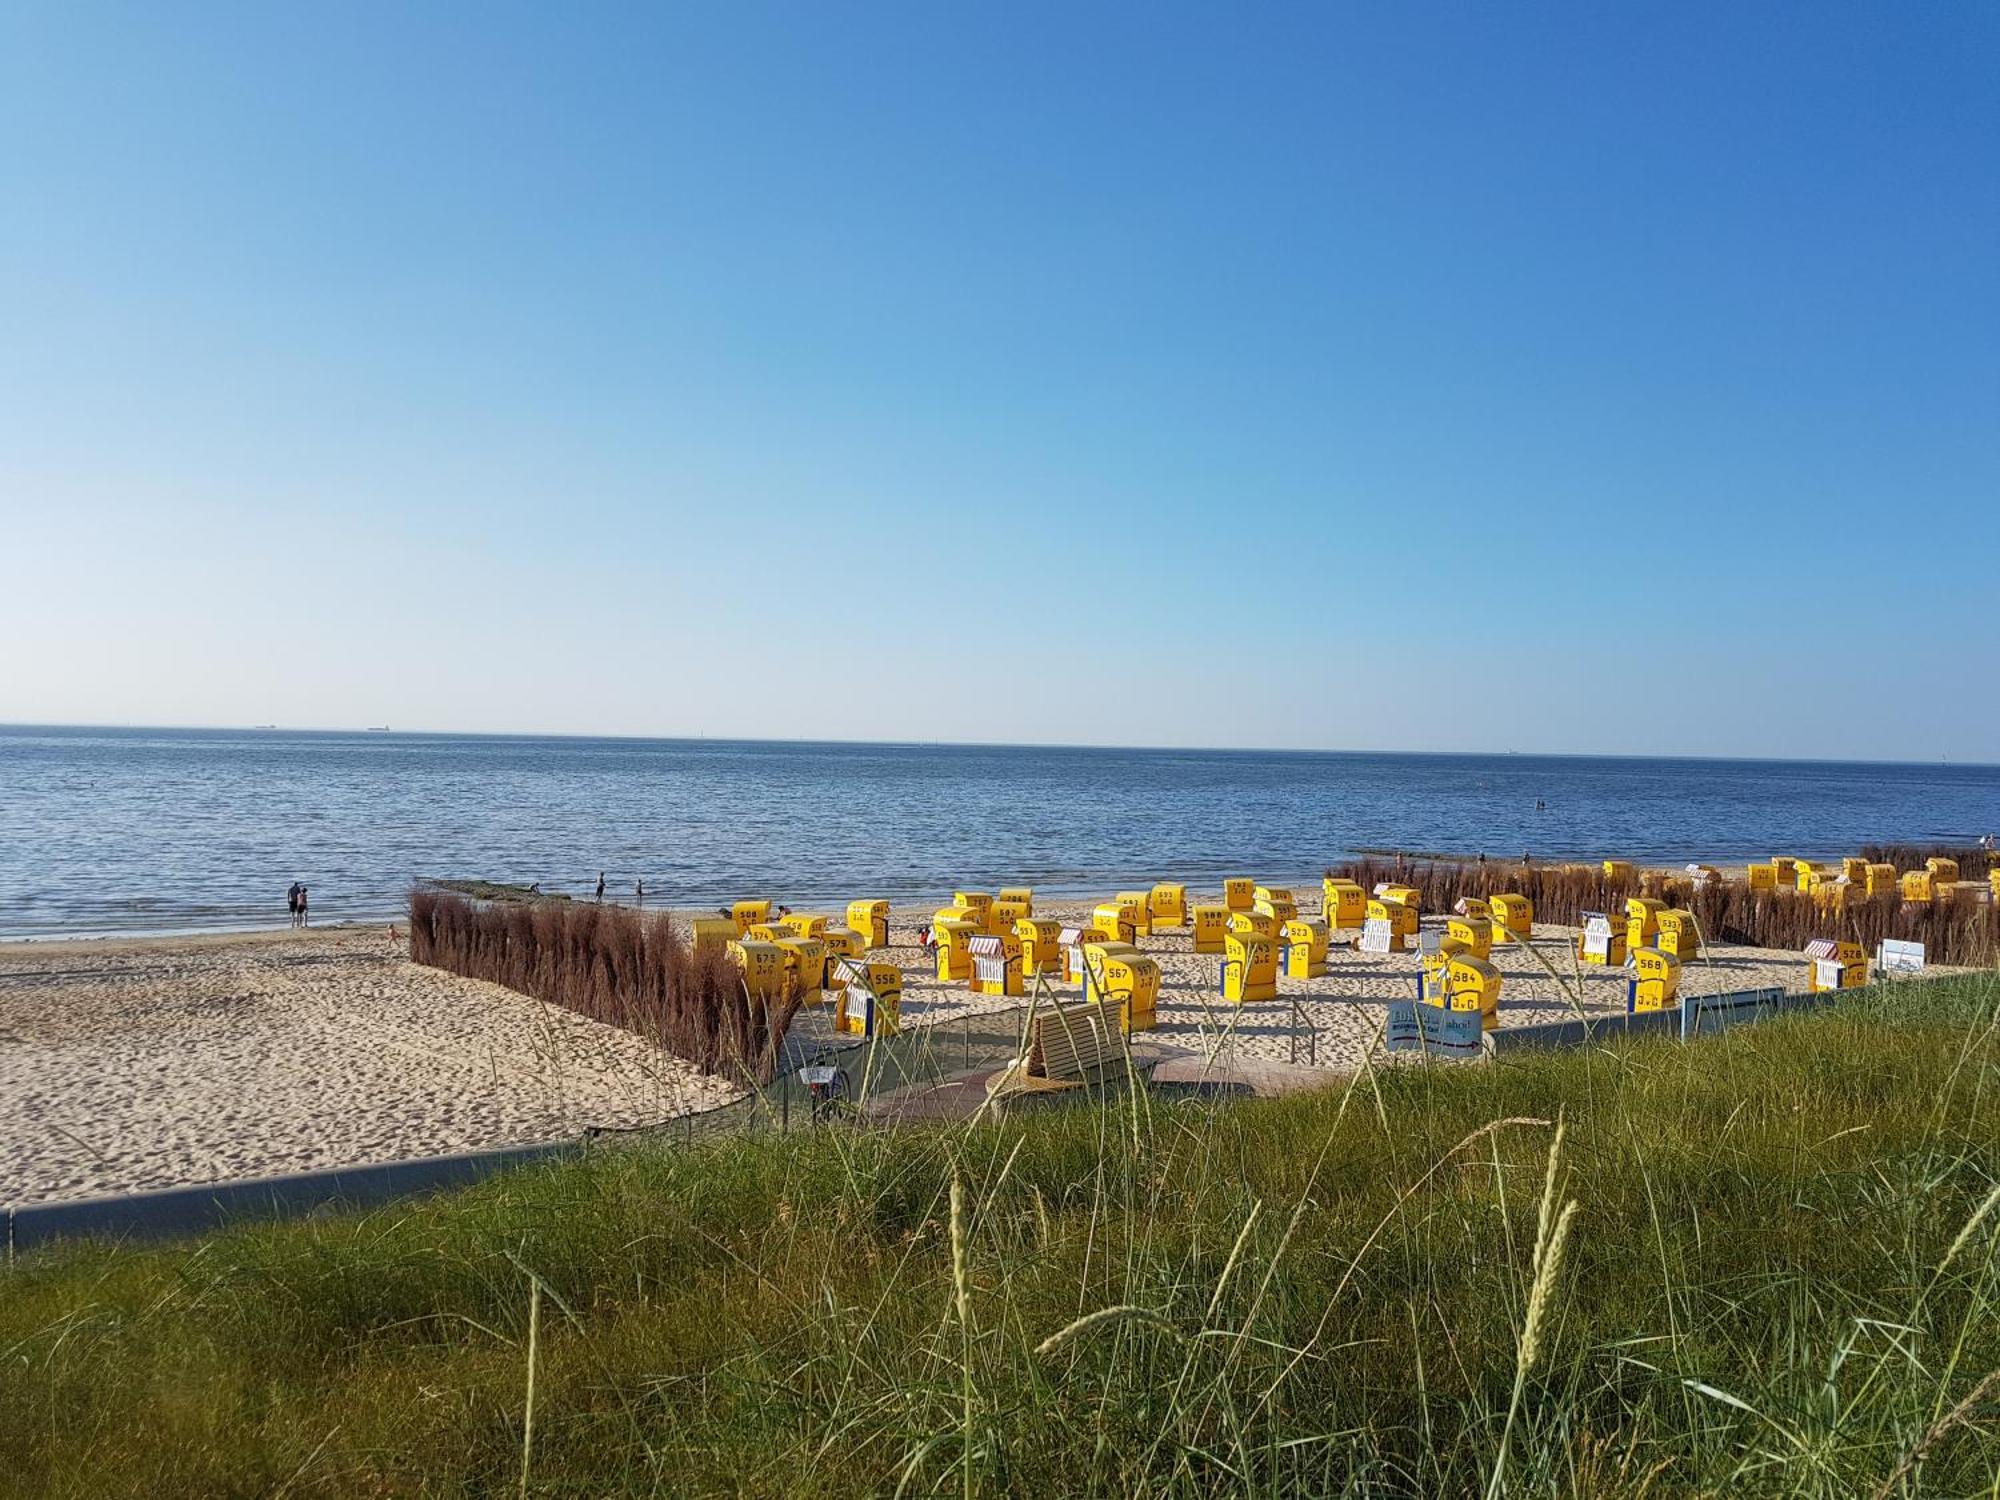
[2,720,1995,772]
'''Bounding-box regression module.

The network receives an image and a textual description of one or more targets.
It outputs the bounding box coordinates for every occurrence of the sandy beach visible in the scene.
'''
[1,889,1951,1208]
[783,893,1846,1070]
[0,924,743,1208]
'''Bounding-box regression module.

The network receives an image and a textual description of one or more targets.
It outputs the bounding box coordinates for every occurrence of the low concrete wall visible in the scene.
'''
[1490,985,1847,1055]
[1488,1007,1679,1053]
[1681,985,1837,1038]
[6,1140,583,1256]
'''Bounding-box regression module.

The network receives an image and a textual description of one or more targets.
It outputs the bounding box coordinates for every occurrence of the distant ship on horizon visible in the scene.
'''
[365,725,391,733]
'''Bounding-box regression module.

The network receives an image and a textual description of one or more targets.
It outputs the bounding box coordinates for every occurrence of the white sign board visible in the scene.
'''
[1358,917,1394,954]
[1814,958,1845,991]
[1878,939,1925,974]
[1581,913,1614,959]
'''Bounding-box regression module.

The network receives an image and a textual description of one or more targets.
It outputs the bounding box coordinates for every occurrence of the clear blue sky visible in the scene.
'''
[3,3,1995,757]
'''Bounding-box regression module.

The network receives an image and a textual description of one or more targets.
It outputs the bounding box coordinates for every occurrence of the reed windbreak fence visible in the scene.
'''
[1332,849,1999,967]
[1859,844,1995,880]
[408,890,803,1085]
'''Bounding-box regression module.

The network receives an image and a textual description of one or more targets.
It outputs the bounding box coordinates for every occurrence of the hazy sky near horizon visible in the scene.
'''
[3,3,1996,758]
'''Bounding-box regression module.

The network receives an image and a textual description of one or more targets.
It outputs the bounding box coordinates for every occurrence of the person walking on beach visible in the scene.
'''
[634,880,645,907]
[297,884,310,927]
[595,872,606,902]
[286,882,302,927]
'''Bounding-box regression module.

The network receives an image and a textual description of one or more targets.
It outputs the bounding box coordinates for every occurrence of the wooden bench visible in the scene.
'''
[1026,998,1126,1081]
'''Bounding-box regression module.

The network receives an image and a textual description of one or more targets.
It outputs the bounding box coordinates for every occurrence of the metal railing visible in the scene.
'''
[611,995,1042,1148]
[1287,997,1321,1066]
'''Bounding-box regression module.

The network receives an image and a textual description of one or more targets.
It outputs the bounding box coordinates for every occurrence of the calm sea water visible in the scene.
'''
[1,726,1996,939]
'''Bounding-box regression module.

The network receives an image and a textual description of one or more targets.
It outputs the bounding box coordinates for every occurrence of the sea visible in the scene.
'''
[1,725,1996,939]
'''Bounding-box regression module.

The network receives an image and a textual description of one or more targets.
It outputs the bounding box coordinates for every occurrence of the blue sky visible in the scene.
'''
[2,3,1995,757]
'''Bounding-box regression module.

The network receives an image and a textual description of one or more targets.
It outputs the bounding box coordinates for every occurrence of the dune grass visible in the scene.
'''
[4,973,1999,1497]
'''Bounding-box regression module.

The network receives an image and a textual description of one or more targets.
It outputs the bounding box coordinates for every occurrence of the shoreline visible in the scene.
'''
[0,921,396,956]
[0,844,1956,946]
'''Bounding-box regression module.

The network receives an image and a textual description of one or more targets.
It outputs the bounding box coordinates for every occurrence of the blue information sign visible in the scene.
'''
[1386,1000,1485,1059]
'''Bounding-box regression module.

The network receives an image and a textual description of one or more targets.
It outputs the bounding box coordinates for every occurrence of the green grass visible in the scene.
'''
[5,975,2000,1497]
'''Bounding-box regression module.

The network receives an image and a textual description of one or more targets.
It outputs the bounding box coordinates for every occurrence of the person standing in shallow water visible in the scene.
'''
[595,872,606,902]
[286,882,301,926]
[297,885,309,927]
